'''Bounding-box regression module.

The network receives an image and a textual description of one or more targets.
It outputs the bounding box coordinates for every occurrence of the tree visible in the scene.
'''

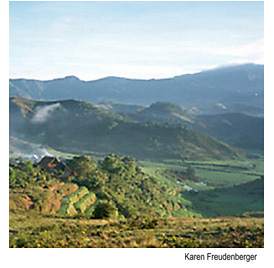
[101,154,124,174]
[21,160,35,176]
[9,167,16,187]
[92,200,118,219]
[75,172,105,192]
[67,156,97,177]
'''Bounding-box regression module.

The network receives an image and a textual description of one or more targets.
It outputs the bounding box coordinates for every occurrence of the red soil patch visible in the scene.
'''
[9,193,34,210]
[44,183,79,213]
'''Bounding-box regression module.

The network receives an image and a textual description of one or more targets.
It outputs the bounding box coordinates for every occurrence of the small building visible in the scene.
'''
[38,156,74,179]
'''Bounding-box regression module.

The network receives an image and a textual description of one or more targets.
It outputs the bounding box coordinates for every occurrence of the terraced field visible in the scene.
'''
[53,186,98,217]
[10,182,98,217]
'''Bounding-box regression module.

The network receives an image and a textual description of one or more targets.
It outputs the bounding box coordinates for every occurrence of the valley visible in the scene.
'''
[9,64,264,248]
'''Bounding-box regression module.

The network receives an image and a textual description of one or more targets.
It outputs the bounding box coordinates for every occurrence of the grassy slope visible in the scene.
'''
[111,102,263,152]
[9,210,264,248]
[184,178,264,217]
[194,113,264,151]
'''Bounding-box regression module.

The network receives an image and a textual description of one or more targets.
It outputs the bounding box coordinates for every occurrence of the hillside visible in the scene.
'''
[194,113,264,151]
[105,101,263,152]
[184,177,264,218]
[9,211,263,248]
[9,155,264,248]
[138,102,192,122]
[9,64,263,112]
[9,155,200,219]
[9,97,244,160]
[9,155,263,219]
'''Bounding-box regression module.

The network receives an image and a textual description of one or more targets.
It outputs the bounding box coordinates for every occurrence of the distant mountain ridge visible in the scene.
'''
[10,64,264,110]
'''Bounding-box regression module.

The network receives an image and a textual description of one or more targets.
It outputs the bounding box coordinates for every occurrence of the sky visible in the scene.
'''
[9,1,264,80]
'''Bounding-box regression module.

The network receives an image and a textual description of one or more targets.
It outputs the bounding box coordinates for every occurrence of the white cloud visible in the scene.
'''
[31,103,63,123]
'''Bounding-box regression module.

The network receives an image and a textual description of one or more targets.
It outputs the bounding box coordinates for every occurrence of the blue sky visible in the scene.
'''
[9,1,264,80]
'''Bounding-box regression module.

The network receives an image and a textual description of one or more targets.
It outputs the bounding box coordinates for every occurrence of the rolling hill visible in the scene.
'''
[184,177,264,217]
[9,97,244,160]
[194,113,264,151]
[100,101,264,152]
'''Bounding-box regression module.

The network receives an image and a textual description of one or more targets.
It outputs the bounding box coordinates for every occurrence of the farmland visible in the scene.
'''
[140,157,263,190]
[140,156,264,218]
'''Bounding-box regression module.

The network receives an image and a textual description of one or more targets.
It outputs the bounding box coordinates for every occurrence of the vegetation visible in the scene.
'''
[9,153,264,248]
[10,97,245,161]
[9,155,201,219]
[9,210,263,248]
[92,200,119,219]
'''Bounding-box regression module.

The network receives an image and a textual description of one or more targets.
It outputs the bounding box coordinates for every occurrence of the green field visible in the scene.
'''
[140,157,264,218]
[140,157,263,189]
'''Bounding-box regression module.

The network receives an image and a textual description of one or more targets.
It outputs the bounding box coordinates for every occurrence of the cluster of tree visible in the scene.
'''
[163,166,202,183]
[9,160,54,188]
[9,154,186,219]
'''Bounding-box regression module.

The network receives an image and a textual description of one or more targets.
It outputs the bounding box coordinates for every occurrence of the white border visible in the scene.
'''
[3,1,272,268]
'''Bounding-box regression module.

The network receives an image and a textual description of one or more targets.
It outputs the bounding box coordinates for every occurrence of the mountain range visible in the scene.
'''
[10,64,264,115]
[9,63,264,160]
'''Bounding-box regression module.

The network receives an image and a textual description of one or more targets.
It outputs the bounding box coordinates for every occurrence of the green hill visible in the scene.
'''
[102,101,263,152]
[194,113,264,151]
[183,177,264,218]
[9,97,244,161]
[111,102,263,152]
[10,154,263,219]
[9,155,264,248]
[9,155,200,218]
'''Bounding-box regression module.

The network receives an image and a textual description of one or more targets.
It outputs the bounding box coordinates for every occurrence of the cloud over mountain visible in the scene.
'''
[31,103,63,123]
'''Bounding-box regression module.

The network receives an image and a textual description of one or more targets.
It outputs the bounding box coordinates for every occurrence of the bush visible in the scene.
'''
[67,156,97,177]
[92,200,118,219]
[75,173,105,191]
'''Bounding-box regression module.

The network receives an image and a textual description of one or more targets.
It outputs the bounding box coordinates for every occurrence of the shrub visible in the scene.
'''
[92,200,118,219]
[67,156,97,177]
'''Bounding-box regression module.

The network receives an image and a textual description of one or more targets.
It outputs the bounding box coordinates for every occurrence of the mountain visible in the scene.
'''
[99,101,264,152]
[138,102,188,119]
[9,64,263,111]
[194,113,264,151]
[9,97,244,161]
[187,103,264,117]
